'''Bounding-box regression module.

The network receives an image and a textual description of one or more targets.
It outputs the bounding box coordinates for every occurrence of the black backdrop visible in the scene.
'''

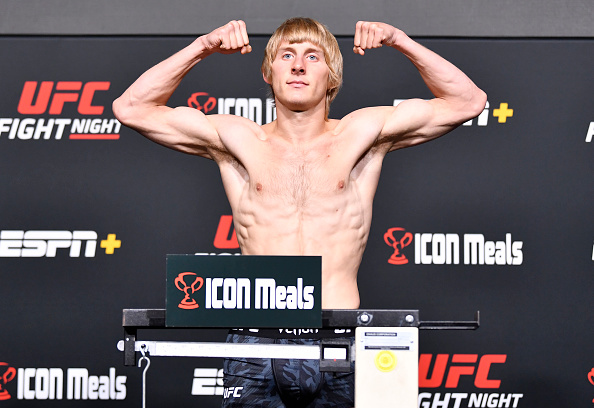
[0,36,593,407]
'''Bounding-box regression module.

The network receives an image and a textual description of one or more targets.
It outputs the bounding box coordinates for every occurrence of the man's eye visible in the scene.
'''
[307,55,318,60]
[282,54,293,59]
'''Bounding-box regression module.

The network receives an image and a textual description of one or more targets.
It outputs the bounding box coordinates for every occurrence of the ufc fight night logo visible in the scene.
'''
[0,81,120,141]
[418,354,524,408]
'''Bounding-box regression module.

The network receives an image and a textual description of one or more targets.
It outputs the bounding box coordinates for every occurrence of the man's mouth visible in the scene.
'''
[287,80,308,87]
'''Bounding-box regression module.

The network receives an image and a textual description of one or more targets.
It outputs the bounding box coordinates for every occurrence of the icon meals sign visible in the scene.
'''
[166,255,322,328]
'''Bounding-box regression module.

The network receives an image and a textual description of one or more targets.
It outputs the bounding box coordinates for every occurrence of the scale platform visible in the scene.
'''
[118,308,479,408]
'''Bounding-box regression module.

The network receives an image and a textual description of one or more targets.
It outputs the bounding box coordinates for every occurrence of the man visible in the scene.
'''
[113,17,486,407]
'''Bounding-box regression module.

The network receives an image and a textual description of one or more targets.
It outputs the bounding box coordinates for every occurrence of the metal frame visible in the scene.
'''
[119,308,479,366]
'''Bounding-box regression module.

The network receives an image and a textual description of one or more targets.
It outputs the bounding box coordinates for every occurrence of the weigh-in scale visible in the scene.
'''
[117,255,479,407]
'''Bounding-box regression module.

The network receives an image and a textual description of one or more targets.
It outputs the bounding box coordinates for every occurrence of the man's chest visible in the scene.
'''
[248,147,351,205]
[217,129,384,209]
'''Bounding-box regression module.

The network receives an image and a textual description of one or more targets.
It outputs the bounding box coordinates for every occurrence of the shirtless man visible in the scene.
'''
[113,17,486,408]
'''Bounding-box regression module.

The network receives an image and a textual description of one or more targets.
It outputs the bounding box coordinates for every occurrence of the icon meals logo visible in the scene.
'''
[187,92,277,125]
[174,273,315,311]
[0,363,17,400]
[383,228,523,266]
[0,363,126,401]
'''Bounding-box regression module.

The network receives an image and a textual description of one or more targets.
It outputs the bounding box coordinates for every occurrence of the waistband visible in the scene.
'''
[229,328,354,339]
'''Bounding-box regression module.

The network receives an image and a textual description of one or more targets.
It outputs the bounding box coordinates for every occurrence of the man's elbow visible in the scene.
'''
[112,96,131,125]
[469,87,488,118]
[112,92,146,127]
[454,87,487,125]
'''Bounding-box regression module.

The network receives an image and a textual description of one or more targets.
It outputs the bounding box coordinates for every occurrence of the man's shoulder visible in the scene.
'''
[338,106,396,121]
[209,113,267,140]
[333,106,394,136]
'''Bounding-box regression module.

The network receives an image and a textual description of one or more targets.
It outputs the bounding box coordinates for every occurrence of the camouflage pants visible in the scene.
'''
[222,333,354,408]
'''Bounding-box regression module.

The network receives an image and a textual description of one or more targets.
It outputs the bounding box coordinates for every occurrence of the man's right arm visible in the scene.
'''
[112,20,252,159]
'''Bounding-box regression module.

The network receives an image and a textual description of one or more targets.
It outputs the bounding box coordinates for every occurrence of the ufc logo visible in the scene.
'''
[419,354,507,388]
[214,215,239,249]
[17,81,110,115]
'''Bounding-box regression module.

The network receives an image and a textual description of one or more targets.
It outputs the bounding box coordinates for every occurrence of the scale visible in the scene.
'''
[118,308,479,407]
[117,255,479,407]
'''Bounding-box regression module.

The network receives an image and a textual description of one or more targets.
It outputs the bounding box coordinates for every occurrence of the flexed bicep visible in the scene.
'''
[113,100,222,158]
[352,21,486,153]
[112,19,254,159]
[379,98,459,151]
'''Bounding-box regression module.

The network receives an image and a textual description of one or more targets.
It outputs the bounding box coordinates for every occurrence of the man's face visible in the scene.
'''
[265,41,330,112]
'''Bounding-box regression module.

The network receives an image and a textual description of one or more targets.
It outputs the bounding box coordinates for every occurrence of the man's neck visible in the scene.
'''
[272,101,329,144]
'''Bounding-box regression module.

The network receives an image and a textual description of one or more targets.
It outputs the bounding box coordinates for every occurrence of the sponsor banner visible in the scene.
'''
[418,354,524,408]
[418,392,523,408]
[0,363,126,401]
[0,230,121,258]
[0,36,592,408]
[166,255,322,328]
[187,92,277,125]
[383,228,523,266]
[0,81,121,141]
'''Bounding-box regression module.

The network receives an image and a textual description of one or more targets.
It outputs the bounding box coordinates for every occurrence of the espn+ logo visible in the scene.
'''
[0,231,97,257]
[191,368,242,399]
[0,230,121,258]
[175,272,315,311]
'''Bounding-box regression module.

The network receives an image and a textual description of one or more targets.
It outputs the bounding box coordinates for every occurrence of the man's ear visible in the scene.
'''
[262,71,271,85]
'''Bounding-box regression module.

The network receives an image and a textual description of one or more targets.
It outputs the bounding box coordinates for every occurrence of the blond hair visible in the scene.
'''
[262,17,343,120]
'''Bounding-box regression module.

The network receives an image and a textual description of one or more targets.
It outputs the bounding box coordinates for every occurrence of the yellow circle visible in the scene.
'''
[374,351,397,372]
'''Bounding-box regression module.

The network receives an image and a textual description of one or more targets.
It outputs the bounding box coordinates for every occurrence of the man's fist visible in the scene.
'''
[353,21,401,55]
[202,20,252,55]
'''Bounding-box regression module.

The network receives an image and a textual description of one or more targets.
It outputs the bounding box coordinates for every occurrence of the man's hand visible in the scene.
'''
[201,20,252,55]
[353,21,403,55]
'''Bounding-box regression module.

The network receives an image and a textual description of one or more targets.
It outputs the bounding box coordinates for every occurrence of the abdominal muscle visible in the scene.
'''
[232,180,370,310]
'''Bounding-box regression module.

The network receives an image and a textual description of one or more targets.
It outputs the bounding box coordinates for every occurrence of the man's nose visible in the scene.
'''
[291,57,305,74]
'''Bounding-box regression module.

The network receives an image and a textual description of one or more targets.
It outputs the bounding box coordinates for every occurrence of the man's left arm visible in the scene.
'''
[353,21,487,151]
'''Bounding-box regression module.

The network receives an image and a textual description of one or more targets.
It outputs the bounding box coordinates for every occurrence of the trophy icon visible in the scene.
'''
[384,228,413,265]
[174,272,204,310]
[0,363,16,401]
